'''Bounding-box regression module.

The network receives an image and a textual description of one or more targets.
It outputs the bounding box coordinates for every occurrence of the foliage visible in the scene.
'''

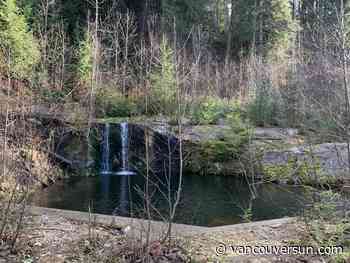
[263,159,322,185]
[162,0,211,37]
[185,109,251,175]
[224,0,294,56]
[200,139,239,163]
[266,0,295,60]
[76,31,93,86]
[263,160,296,184]
[201,111,250,161]
[303,190,350,261]
[262,151,340,186]
[0,0,39,79]
[191,97,241,125]
[150,37,177,115]
[246,84,285,127]
[95,87,138,118]
[238,199,254,223]
[301,109,341,143]
[40,88,67,103]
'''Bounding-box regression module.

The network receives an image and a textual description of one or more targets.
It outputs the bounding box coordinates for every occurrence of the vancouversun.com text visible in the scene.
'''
[215,243,343,257]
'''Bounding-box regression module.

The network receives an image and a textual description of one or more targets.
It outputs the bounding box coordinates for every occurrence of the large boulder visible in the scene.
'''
[261,143,350,185]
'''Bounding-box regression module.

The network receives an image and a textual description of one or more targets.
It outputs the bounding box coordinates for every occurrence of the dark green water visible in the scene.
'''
[32,174,313,227]
[32,123,314,227]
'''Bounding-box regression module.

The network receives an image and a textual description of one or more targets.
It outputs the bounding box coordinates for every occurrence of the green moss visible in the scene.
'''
[188,136,248,173]
[184,140,231,175]
[184,113,251,175]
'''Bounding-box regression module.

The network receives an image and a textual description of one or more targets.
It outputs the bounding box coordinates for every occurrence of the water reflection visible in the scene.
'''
[31,123,315,226]
[32,174,314,226]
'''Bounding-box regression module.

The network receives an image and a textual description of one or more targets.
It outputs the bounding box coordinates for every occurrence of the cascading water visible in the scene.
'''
[101,123,111,175]
[121,122,128,170]
[117,122,135,175]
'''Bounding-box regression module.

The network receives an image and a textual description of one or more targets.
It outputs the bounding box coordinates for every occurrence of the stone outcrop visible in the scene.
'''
[261,143,350,183]
[55,116,350,183]
[174,125,349,183]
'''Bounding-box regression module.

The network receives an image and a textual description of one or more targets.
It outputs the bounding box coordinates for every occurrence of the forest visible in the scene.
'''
[0,0,350,262]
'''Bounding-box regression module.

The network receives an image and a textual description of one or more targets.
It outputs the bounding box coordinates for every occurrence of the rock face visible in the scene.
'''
[56,132,94,169]
[54,117,350,182]
[159,125,299,143]
[181,125,233,142]
[253,128,299,141]
[174,125,349,182]
[148,124,304,176]
[261,143,350,183]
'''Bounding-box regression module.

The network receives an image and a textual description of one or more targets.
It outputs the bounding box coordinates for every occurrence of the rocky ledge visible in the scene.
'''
[54,115,350,186]
[261,142,350,186]
[170,125,350,186]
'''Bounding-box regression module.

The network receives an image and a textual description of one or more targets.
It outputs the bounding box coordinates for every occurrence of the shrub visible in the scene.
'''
[246,86,285,127]
[303,190,350,261]
[0,0,40,79]
[200,105,251,161]
[300,109,341,143]
[184,108,252,174]
[95,88,138,118]
[191,96,241,125]
[40,88,67,103]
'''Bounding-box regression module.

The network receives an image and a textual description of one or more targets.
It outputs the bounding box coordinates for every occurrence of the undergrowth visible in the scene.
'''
[302,190,350,262]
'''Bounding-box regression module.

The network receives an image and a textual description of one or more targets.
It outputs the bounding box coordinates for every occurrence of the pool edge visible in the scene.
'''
[27,205,297,237]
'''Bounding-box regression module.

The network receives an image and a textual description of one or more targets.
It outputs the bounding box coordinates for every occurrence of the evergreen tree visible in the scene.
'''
[150,36,177,115]
[162,0,212,38]
[0,0,39,79]
[224,0,293,58]
[266,0,294,60]
[77,31,93,86]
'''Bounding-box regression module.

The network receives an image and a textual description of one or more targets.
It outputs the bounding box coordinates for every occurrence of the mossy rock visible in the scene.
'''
[262,153,341,186]
[183,130,249,175]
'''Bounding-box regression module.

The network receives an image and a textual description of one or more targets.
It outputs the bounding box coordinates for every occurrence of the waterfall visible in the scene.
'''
[120,122,128,171]
[101,123,111,174]
[117,122,135,175]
